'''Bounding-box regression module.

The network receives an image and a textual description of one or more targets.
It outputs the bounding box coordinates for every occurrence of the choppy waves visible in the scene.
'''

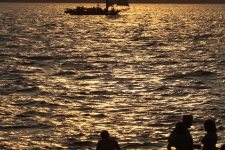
[0,3,225,149]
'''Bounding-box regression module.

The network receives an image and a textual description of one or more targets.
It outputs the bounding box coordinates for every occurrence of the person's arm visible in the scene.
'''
[167,142,172,150]
[96,140,101,150]
[200,132,216,149]
[115,140,121,150]
[167,136,175,150]
[201,132,213,145]
[200,133,211,149]
[168,129,176,142]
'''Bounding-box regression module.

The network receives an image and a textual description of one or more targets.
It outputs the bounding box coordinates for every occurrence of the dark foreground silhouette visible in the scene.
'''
[201,119,217,150]
[167,121,193,150]
[96,130,121,150]
[168,115,201,150]
[221,144,225,150]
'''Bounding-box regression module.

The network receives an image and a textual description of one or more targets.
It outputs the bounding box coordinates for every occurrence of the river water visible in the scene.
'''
[0,3,225,149]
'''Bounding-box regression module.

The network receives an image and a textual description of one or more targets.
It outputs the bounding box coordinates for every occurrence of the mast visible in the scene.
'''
[97,0,101,7]
[106,0,119,10]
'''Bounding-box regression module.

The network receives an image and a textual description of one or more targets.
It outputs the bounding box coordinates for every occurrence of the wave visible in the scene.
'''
[11,100,60,107]
[0,123,52,130]
[165,69,216,80]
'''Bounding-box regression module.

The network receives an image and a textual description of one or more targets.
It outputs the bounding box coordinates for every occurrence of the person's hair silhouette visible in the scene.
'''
[100,130,110,138]
[182,115,193,128]
[204,119,217,132]
[176,121,188,134]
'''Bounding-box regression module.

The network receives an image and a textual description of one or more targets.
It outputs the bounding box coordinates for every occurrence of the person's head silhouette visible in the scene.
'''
[182,115,193,128]
[204,119,217,132]
[97,130,121,150]
[100,130,110,139]
[176,121,188,134]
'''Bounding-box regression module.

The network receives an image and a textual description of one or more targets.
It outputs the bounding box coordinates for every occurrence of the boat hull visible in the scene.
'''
[64,8,120,16]
[68,12,119,15]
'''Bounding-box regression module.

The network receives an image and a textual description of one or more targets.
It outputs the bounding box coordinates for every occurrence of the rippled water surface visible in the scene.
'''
[0,3,225,149]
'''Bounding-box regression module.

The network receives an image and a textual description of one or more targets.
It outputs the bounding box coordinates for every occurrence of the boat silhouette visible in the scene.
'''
[65,0,129,15]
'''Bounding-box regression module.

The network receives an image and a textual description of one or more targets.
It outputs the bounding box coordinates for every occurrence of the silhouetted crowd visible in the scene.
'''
[96,115,225,150]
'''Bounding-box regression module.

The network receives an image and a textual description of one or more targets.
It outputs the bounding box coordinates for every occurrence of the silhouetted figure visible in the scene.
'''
[201,119,217,150]
[168,115,201,149]
[221,144,225,150]
[167,121,193,150]
[96,130,121,150]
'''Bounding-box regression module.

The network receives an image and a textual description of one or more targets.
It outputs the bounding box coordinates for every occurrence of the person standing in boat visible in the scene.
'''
[96,130,121,150]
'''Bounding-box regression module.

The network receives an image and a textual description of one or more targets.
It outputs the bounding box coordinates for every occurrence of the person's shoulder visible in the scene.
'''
[97,139,103,144]
[169,128,177,135]
[208,132,217,138]
[108,138,120,145]
[168,128,177,141]
[109,138,118,142]
[206,132,217,135]
[185,133,193,139]
[187,129,190,133]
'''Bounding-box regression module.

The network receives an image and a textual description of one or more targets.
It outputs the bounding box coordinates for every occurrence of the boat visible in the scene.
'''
[64,0,129,16]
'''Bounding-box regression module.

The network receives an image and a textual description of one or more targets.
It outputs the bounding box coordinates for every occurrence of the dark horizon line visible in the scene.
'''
[0,0,225,4]
[1,2,225,3]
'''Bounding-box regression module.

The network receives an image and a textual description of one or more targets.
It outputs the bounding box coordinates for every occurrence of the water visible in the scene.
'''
[0,2,225,149]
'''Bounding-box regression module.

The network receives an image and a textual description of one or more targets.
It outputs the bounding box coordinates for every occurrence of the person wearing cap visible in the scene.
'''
[96,130,121,150]
[168,115,201,149]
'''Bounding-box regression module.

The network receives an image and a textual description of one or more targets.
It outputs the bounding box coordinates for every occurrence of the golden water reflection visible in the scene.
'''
[1,3,225,149]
